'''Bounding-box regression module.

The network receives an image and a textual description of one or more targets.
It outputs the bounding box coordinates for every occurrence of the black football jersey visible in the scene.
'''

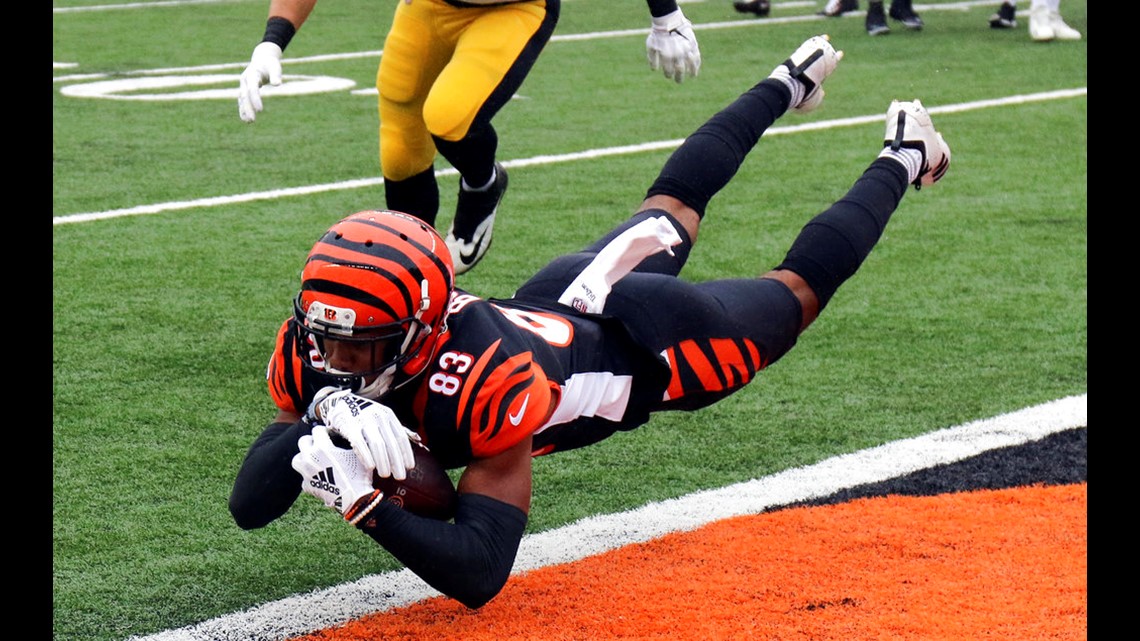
[269,289,670,469]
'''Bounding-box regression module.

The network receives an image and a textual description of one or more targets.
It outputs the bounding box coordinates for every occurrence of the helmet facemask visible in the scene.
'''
[292,276,438,400]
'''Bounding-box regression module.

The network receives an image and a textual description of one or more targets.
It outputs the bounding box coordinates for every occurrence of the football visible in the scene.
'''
[374,441,458,521]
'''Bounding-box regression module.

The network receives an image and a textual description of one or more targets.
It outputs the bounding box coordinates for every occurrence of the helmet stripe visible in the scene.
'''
[293,210,455,398]
[322,217,452,289]
[300,275,404,321]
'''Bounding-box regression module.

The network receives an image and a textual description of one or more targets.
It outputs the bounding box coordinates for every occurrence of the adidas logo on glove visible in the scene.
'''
[308,467,341,496]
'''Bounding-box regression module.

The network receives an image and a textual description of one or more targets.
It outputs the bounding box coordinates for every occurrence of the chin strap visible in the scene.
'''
[354,364,397,400]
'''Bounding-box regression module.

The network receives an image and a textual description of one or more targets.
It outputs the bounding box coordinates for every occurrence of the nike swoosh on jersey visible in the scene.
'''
[508,393,530,426]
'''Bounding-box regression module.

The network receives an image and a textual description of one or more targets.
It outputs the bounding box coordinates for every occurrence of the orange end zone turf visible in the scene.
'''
[294,483,1087,640]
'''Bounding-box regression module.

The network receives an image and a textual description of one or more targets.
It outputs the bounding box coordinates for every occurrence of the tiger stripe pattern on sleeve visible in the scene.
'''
[662,336,766,403]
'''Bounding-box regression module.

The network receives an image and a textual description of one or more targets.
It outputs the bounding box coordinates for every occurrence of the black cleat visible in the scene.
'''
[889,0,924,30]
[989,3,1017,29]
[446,162,508,275]
[866,2,890,35]
[733,0,771,17]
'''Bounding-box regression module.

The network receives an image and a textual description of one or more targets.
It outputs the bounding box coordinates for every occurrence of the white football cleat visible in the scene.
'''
[1047,11,1081,40]
[883,99,951,188]
[1029,6,1055,41]
[775,34,844,113]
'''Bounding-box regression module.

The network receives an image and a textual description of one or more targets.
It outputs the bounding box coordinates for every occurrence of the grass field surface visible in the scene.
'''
[54,2,1086,640]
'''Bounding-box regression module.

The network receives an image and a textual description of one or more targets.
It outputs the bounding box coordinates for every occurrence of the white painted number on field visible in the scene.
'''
[58,74,355,101]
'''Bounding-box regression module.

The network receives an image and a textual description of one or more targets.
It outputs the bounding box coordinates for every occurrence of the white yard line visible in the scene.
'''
[52,88,1086,226]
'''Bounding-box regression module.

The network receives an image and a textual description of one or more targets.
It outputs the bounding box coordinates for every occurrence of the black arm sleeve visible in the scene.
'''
[229,419,310,530]
[356,493,528,609]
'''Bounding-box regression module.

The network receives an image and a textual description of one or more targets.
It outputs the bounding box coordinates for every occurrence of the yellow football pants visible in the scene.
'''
[377,0,553,181]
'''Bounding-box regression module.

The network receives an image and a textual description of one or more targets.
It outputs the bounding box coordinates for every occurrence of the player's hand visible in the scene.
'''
[237,41,283,123]
[646,8,701,84]
[311,388,418,481]
[292,425,385,525]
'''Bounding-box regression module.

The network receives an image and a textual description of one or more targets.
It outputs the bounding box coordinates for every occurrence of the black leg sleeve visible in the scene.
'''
[774,158,910,310]
[434,124,499,190]
[384,166,441,226]
[645,78,791,218]
[229,419,310,530]
[357,493,528,609]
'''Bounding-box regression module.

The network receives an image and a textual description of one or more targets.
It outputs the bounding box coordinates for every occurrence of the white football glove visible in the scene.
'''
[646,8,701,84]
[309,388,418,481]
[237,41,283,123]
[292,425,385,525]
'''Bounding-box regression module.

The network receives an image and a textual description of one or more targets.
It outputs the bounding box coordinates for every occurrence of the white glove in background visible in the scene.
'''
[646,8,701,84]
[238,41,284,122]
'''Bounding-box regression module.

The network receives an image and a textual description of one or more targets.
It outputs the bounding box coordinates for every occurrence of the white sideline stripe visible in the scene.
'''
[54,87,1085,227]
[128,393,1086,641]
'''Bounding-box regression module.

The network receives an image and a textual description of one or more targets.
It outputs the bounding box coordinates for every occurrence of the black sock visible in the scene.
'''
[384,166,440,226]
[434,125,498,190]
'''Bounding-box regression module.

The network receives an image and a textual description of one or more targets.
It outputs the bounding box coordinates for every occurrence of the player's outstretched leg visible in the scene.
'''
[641,34,845,241]
[771,100,950,329]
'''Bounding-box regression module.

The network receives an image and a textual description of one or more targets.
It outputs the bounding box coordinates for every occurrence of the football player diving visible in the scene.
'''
[229,35,951,609]
[237,0,702,275]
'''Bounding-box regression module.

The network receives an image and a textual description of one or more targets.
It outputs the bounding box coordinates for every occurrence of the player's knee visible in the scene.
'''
[760,269,819,331]
[380,140,436,182]
[638,195,700,242]
[422,97,476,142]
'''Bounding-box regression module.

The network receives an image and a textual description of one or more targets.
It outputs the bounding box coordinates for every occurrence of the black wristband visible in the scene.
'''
[262,16,296,51]
[646,0,680,18]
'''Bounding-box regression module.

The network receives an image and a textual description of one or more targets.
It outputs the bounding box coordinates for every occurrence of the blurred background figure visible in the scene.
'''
[865,0,923,36]
[734,0,771,16]
[819,0,858,17]
[1027,0,1081,41]
[989,0,1018,28]
[817,0,923,36]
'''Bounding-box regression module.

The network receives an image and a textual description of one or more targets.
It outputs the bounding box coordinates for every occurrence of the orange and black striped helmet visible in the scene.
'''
[292,210,454,399]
